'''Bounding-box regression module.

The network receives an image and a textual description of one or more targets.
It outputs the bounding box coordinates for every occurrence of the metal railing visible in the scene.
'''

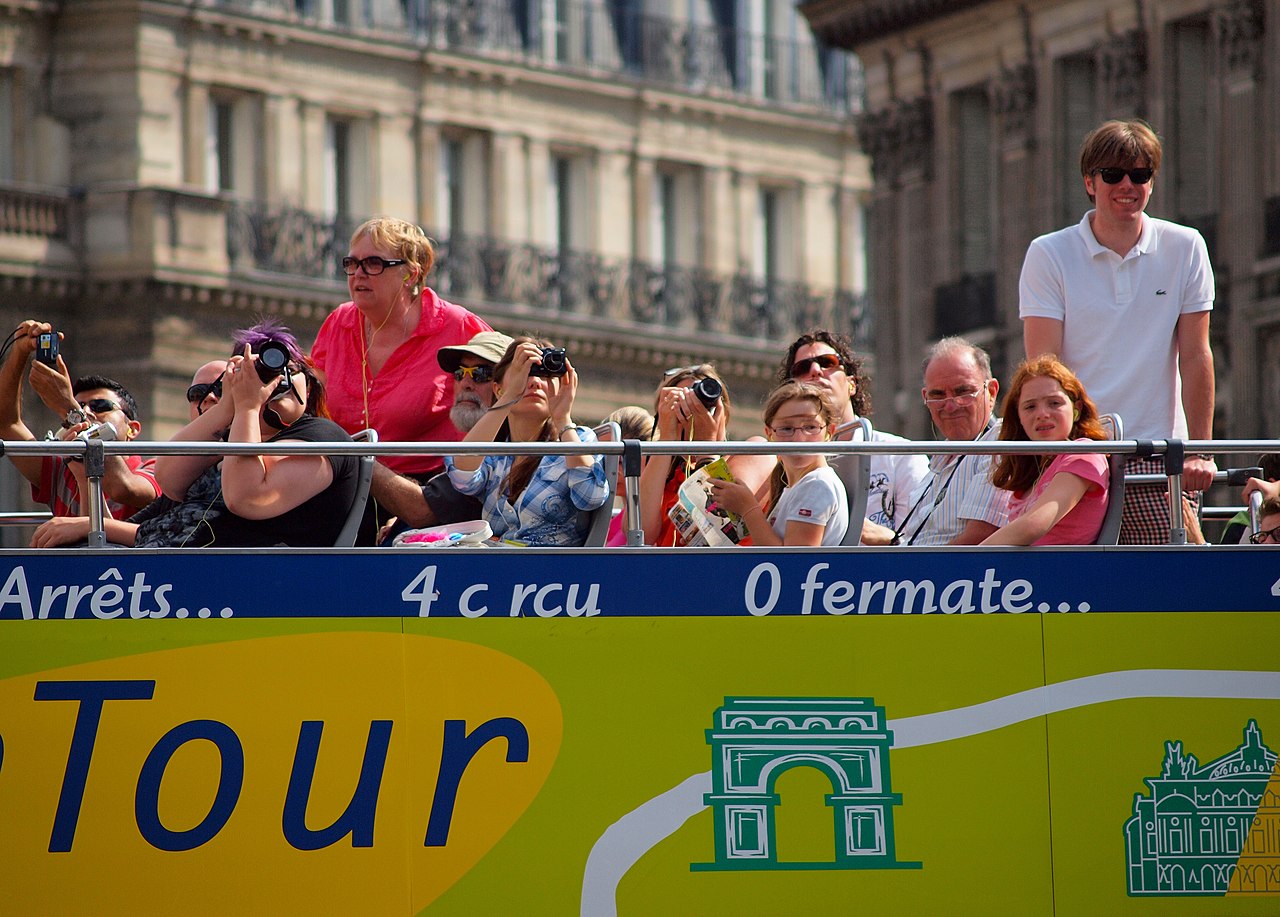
[12,436,1277,549]
[225,203,870,346]
[199,0,862,114]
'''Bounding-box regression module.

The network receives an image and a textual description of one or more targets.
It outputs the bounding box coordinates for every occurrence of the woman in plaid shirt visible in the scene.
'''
[445,336,607,546]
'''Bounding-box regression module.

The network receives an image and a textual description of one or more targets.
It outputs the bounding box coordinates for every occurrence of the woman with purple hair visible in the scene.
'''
[140,319,359,546]
[34,319,361,548]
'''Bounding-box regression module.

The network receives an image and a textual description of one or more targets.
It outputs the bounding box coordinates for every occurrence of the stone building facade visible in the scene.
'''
[0,0,868,526]
[802,0,1274,441]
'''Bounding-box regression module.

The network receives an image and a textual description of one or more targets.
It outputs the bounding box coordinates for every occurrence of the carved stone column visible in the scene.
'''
[1099,28,1147,117]
[1216,0,1265,435]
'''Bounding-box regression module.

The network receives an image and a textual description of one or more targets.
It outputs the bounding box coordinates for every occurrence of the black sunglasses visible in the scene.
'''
[790,353,843,377]
[453,365,494,383]
[341,256,407,276]
[1094,167,1154,185]
[78,397,125,416]
[1251,526,1280,545]
[186,370,226,407]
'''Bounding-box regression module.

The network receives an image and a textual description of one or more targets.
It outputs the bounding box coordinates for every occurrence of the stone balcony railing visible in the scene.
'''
[196,0,863,114]
[0,185,73,241]
[225,202,869,347]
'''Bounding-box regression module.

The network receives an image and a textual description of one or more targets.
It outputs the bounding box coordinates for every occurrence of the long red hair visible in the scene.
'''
[991,356,1106,494]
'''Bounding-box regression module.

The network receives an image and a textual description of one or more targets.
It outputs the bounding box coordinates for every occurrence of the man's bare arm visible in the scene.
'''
[1023,316,1064,360]
[369,461,438,528]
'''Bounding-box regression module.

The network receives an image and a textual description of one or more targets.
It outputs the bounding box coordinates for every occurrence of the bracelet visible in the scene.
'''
[558,424,578,438]
[1191,453,1214,462]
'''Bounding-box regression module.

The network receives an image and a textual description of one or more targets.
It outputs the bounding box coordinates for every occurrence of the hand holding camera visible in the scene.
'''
[529,347,568,378]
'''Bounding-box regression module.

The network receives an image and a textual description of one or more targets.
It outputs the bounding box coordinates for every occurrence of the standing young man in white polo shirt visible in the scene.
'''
[1019,119,1216,544]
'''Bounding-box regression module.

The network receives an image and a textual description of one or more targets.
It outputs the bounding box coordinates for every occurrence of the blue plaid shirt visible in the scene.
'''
[445,425,608,546]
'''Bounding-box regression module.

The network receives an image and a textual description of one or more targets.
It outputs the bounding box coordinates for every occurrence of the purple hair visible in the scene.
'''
[232,317,303,362]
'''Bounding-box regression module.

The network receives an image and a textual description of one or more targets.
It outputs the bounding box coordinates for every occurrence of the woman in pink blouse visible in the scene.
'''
[981,356,1110,546]
[311,217,490,480]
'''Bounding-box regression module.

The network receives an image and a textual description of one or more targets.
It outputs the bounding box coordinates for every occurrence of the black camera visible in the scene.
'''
[254,340,292,383]
[692,377,722,409]
[35,331,58,368]
[530,347,568,377]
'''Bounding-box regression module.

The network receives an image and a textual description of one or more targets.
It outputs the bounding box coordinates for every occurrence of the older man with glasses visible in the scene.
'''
[888,337,1011,546]
[0,320,160,520]
[779,329,927,544]
[368,330,513,539]
[1020,118,1216,544]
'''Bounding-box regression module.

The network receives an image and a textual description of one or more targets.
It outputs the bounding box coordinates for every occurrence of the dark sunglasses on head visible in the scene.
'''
[453,365,494,383]
[790,353,843,377]
[186,370,226,405]
[1094,167,1154,185]
[341,256,406,276]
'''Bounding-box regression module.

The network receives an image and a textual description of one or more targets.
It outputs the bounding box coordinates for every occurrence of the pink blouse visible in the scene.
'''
[311,288,490,476]
[1007,447,1110,545]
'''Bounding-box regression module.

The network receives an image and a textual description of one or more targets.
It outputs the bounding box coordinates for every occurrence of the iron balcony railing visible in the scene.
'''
[225,202,870,347]
[198,0,862,114]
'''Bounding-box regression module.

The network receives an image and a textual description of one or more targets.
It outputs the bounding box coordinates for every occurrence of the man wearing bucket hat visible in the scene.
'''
[370,330,514,538]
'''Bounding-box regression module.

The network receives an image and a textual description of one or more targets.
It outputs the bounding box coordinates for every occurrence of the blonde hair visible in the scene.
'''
[604,405,655,441]
[350,217,435,292]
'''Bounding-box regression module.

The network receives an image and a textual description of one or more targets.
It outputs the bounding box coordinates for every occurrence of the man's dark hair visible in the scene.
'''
[73,375,138,420]
[776,329,871,417]
[1260,453,1280,482]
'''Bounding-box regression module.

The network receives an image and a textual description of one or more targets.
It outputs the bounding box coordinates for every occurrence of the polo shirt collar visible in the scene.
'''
[1077,209,1154,258]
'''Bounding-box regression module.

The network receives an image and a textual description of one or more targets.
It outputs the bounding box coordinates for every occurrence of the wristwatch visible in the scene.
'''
[60,406,86,429]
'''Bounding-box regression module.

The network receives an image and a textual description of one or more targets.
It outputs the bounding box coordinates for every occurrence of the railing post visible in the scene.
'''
[623,439,644,547]
[1165,440,1186,545]
[84,438,107,548]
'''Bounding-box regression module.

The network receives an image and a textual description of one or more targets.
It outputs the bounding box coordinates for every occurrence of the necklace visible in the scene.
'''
[357,297,414,428]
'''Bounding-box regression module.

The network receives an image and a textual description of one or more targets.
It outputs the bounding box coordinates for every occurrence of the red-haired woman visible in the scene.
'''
[981,356,1110,545]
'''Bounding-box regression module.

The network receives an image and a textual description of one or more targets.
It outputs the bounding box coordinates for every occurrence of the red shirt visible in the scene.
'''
[33,454,159,519]
[311,287,490,476]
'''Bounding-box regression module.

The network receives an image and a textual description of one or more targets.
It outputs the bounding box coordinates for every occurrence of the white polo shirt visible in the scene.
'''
[1018,211,1214,440]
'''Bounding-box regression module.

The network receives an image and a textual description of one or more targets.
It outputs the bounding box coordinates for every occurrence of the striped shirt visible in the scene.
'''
[901,419,1011,546]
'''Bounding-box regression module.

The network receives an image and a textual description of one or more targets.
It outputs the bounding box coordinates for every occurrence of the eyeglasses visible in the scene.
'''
[789,354,842,377]
[1250,527,1280,545]
[923,389,984,408]
[341,256,407,276]
[453,365,494,383]
[770,423,826,439]
[79,398,124,415]
[186,371,225,406]
[1094,167,1154,185]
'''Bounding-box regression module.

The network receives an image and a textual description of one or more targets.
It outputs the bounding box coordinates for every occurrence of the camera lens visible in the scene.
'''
[692,377,722,409]
[255,341,291,383]
[532,347,567,377]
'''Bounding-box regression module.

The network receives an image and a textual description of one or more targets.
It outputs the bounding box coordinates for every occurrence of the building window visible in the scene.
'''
[1056,52,1098,226]
[438,136,464,239]
[952,85,993,275]
[650,165,702,269]
[436,131,490,240]
[0,71,13,183]
[548,152,591,255]
[200,91,262,198]
[755,183,798,285]
[1169,17,1214,227]
[206,98,234,194]
[325,116,371,221]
